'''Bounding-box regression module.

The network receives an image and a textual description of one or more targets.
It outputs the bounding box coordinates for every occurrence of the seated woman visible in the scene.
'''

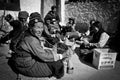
[43,18,61,45]
[8,12,71,79]
[66,18,75,31]
[80,21,110,62]
[61,18,76,36]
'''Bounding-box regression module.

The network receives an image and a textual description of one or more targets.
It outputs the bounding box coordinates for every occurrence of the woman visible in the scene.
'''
[42,18,61,45]
[44,5,60,24]
[8,12,70,79]
[61,18,76,36]
[88,21,109,48]
[80,21,110,62]
[66,18,76,31]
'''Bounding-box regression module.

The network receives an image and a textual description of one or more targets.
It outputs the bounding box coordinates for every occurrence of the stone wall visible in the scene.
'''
[65,1,120,34]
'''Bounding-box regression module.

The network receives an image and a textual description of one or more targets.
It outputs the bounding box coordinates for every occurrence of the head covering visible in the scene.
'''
[18,11,29,19]
[92,21,102,29]
[68,17,75,24]
[51,5,57,10]
[29,12,43,28]
[5,14,13,22]
[69,18,74,21]
[29,12,43,22]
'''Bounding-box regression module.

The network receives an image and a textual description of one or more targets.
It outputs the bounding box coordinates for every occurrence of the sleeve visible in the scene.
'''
[23,37,60,62]
[43,25,51,36]
[90,32,110,48]
[98,32,110,47]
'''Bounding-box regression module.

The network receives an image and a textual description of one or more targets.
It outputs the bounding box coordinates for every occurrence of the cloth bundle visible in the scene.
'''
[57,42,68,54]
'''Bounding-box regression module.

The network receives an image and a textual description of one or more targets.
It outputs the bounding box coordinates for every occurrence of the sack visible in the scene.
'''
[10,31,26,52]
[57,42,68,54]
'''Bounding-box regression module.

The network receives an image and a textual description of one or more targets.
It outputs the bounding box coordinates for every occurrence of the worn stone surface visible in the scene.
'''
[65,1,120,34]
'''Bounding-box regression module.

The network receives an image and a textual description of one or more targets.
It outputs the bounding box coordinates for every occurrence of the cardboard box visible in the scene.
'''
[93,48,117,70]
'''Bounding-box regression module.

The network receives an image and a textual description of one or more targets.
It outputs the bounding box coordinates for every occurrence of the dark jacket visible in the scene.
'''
[9,30,64,78]
[90,29,104,43]
[44,11,60,24]
[0,20,28,51]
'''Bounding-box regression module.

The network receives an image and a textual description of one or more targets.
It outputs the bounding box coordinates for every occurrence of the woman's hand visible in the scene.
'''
[62,48,73,59]
[82,38,89,45]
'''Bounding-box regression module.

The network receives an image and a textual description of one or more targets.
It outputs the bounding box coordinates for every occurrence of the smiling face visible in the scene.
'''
[32,22,44,37]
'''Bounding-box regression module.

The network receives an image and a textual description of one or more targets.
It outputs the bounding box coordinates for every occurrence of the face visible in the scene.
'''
[52,8,57,12]
[19,18,27,23]
[69,20,73,24]
[92,26,99,33]
[32,22,44,37]
[90,26,98,34]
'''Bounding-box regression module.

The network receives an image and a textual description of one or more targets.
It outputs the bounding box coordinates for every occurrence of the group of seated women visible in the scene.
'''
[0,10,110,79]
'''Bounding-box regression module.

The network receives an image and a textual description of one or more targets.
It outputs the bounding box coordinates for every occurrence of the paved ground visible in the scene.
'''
[0,56,17,80]
[0,45,120,80]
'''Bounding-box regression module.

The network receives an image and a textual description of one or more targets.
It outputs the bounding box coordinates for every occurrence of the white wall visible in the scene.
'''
[60,0,65,26]
[20,0,41,15]
[44,0,56,18]
[0,0,57,20]
[0,10,18,19]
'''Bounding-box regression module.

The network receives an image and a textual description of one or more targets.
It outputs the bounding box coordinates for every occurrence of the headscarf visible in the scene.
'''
[18,11,29,19]
[29,12,43,28]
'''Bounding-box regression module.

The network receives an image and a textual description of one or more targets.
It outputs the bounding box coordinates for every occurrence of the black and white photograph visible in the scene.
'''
[0,0,120,80]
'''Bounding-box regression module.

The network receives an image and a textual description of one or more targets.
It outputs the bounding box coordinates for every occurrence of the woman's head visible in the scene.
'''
[68,18,75,24]
[51,5,57,12]
[90,20,96,26]
[29,12,44,37]
[18,11,29,23]
[31,22,44,37]
[90,21,103,33]
[5,14,14,22]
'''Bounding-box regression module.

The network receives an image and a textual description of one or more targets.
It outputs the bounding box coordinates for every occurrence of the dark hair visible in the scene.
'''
[51,5,57,10]
[90,21,104,35]
[92,21,102,30]
[68,18,75,25]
